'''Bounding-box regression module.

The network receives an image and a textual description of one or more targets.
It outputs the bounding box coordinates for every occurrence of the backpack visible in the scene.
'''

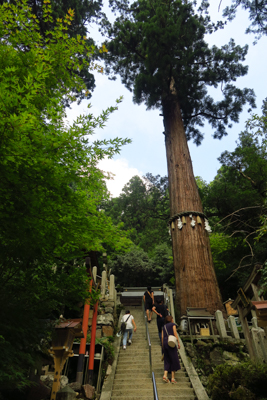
[121,314,131,333]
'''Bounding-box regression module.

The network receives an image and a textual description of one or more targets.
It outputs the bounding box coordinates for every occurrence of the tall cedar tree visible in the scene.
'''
[102,0,256,316]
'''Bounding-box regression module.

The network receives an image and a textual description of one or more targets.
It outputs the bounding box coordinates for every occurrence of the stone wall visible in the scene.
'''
[183,337,249,387]
[95,300,116,338]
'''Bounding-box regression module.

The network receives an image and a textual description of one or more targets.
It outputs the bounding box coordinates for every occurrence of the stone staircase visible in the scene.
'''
[110,307,196,400]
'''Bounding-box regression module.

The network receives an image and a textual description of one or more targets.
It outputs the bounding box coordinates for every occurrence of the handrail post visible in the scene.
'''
[149,343,152,378]
[142,299,159,399]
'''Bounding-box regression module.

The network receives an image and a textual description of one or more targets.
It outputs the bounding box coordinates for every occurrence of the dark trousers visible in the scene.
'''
[157,317,165,341]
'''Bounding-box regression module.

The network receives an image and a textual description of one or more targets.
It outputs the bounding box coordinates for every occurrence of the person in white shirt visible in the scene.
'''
[121,310,137,350]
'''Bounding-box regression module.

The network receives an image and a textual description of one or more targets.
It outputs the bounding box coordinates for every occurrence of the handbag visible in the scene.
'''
[164,325,177,348]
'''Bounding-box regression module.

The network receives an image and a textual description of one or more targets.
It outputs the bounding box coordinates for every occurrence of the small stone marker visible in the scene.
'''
[228,315,240,339]
[215,310,228,338]
[56,385,76,400]
[109,274,115,300]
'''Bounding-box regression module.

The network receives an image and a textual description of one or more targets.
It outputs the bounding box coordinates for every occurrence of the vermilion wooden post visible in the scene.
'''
[87,300,99,385]
[76,263,92,384]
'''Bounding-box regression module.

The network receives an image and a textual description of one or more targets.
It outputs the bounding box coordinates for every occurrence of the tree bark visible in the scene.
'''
[162,95,224,317]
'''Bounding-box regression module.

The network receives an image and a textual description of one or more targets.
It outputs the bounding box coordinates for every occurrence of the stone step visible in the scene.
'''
[155,381,192,388]
[115,367,151,374]
[118,357,150,363]
[154,376,190,383]
[111,389,152,397]
[111,387,195,397]
[113,382,154,390]
[120,332,146,336]
[113,377,152,384]
[113,380,192,389]
[118,355,150,361]
[118,342,148,348]
[111,396,195,400]
[117,360,150,367]
[157,388,195,396]
[153,368,186,374]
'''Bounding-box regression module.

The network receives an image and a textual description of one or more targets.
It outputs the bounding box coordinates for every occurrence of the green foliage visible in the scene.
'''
[109,243,173,286]
[149,243,174,285]
[96,336,115,367]
[0,0,130,390]
[209,233,249,298]
[223,0,267,39]
[103,0,255,145]
[110,246,154,286]
[195,106,267,297]
[0,0,105,101]
[103,173,173,286]
[103,174,170,253]
[207,361,267,400]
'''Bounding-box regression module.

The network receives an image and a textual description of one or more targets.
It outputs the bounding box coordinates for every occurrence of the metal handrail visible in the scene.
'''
[152,372,159,400]
[142,300,159,400]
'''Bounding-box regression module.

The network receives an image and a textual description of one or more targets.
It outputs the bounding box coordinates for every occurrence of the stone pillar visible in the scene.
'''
[101,270,106,299]
[109,274,115,301]
[251,316,258,328]
[258,329,267,363]
[251,328,265,363]
[92,266,97,284]
[237,304,255,361]
[215,310,227,338]
[114,289,117,309]
[228,315,240,339]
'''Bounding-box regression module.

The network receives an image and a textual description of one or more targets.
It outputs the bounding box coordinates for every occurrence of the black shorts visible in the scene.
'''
[145,301,153,311]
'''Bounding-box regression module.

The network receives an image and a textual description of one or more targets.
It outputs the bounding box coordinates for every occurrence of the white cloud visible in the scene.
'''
[98,157,143,198]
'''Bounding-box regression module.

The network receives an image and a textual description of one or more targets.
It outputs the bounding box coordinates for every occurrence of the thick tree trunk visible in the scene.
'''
[162,95,224,317]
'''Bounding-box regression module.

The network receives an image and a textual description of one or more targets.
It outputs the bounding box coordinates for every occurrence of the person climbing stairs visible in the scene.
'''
[148,317,196,399]
[110,306,196,399]
[111,307,152,399]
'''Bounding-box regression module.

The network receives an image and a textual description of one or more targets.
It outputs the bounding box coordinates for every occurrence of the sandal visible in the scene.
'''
[171,379,177,384]
[163,376,170,383]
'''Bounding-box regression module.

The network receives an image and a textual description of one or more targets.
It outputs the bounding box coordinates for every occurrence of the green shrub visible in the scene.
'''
[95,337,115,365]
[207,361,267,400]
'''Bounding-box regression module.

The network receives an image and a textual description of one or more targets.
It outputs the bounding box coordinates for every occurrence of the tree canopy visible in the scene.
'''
[223,0,267,38]
[102,0,256,145]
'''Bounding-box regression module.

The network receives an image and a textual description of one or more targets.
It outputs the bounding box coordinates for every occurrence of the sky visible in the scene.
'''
[67,1,267,197]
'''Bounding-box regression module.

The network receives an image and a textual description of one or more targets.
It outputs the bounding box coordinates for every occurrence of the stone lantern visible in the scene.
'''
[49,319,84,400]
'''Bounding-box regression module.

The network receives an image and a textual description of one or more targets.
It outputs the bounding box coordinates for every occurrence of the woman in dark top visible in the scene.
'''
[143,286,154,322]
[152,297,169,340]
[162,315,181,384]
